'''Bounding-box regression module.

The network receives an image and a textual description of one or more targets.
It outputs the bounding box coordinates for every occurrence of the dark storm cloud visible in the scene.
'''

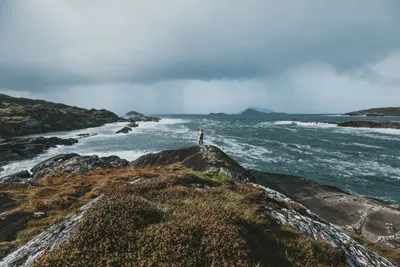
[1,0,400,90]
[1,0,400,113]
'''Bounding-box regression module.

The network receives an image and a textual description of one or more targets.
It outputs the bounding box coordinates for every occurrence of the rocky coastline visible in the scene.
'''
[336,120,400,129]
[0,145,398,266]
[0,94,121,138]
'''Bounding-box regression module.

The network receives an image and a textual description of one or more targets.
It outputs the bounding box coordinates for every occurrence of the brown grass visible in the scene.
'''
[0,168,160,258]
[34,167,347,266]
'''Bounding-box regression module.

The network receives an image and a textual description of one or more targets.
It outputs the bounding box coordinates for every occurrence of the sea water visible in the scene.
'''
[1,114,399,203]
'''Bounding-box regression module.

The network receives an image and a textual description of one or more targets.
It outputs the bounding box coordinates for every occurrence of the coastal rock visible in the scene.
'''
[123,115,160,123]
[115,127,132,134]
[31,154,129,179]
[337,120,400,129]
[1,170,31,183]
[251,170,400,249]
[131,145,254,182]
[0,93,120,137]
[128,122,139,128]
[0,136,78,168]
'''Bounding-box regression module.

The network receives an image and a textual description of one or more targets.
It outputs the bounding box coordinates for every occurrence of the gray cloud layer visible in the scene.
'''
[1,0,400,113]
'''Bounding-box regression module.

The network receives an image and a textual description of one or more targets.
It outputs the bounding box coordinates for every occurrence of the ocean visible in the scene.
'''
[1,114,400,203]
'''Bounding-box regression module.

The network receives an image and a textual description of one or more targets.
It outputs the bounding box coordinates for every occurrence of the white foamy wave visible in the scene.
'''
[350,143,383,149]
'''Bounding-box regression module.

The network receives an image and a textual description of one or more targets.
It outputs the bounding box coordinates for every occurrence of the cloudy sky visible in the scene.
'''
[0,0,399,114]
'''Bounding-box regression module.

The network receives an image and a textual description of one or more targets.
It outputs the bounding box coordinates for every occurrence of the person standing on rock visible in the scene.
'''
[198,129,204,145]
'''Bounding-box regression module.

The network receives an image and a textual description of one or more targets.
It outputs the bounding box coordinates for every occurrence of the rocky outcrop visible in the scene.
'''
[31,154,129,179]
[345,107,400,116]
[123,116,160,123]
[0,94,120,137]
[128,122,139,128]
[131,145,254,182]
[0,136,78,168]
[337,120,400,129]
[0,170,35,186]
[116,127,132,134]
[251,171,400,249]
[253,183,395,267]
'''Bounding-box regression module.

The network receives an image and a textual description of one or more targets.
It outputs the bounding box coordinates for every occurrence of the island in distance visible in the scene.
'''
[345,107,400,116]
[209,107,286,117]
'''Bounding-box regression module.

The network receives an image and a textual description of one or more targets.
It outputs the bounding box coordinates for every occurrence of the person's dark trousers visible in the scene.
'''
[199,138,203,145]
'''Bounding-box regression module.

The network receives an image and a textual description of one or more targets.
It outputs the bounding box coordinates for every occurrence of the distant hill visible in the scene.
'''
[345,107,400,116]
[125,111,144,117]
[240,108,271,116]
[249,107,274,113]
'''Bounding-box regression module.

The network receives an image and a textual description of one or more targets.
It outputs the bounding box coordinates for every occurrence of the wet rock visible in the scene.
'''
[31,154,129,179]
[131,145,254,182]
[0,170,31,184]
[116,127,132,134]
[128,122,139,128]
[0,136,78,168]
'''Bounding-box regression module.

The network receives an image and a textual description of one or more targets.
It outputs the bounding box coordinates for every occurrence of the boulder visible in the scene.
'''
[116,127,132,134]
[31,154,129,179]
[131,145,254,182]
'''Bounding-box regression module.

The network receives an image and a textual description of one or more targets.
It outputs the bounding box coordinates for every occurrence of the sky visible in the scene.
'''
[0,0,399,115]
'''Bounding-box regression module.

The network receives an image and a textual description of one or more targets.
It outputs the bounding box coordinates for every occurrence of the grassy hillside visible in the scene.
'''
[0,166,352,266]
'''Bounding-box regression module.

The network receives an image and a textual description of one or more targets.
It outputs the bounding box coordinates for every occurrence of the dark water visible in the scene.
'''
[2,114,400,203]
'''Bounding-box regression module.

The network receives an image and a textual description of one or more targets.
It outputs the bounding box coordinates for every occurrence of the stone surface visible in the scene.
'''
[115,127,132,134]
[0,136,78,168]
[251,170,400,249]
[31,153,129,179]
[131,145,254,182]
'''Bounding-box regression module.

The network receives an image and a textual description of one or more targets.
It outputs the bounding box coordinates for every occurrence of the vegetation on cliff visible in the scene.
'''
[1,166,351,266]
